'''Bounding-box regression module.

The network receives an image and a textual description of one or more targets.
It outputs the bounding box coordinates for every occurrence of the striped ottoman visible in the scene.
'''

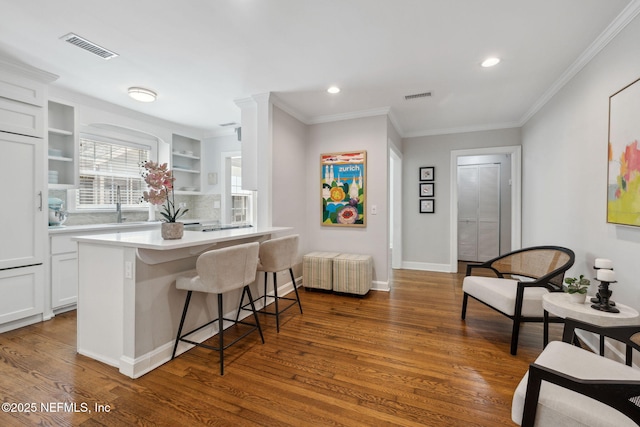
[332,253,373,296]
[303,252,341,290]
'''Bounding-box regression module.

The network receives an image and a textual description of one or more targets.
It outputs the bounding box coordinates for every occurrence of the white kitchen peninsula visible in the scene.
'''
[74,226,290,378]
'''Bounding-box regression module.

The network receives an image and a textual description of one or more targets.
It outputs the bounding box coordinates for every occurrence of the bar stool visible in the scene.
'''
[171,242,263,375]
[237,234,302,332]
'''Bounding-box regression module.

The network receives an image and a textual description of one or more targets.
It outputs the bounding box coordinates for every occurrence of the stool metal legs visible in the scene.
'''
[237,268,303,333]
[172,286,264,375]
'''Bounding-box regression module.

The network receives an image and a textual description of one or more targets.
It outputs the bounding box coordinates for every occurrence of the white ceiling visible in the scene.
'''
[0,0,635,137]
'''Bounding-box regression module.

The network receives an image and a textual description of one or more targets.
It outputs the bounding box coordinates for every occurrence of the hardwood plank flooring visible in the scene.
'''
[0,267,563,426]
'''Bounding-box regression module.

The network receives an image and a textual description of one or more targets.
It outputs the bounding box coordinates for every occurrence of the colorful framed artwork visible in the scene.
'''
[420,199,435,213]
[321,151,366,227]
[419,182,434,197]
[607,77,640,226]
[420,166,435,181]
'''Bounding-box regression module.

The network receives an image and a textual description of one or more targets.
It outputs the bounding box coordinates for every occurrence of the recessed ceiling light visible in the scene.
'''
[128,87,157,102]
[481,57,501,68]
[327,86,340,94]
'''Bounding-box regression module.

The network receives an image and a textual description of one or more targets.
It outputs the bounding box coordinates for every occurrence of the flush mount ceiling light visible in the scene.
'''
[481,57,501,68]
[128,87,157,102]
[327,86,341,94]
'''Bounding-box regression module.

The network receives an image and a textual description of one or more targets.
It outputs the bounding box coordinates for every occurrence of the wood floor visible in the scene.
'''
[0,267,563,426]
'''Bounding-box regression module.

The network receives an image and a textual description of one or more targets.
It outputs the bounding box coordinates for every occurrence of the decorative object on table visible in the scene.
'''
[419,182,434,197]
[591,264,619,313]
[607,77,640,227]
[320,151,366,227]
[563,274,589,303]
[420,198,435,213]
[141,161,188,239]
[591,258,617,308]
[419,166,434,181]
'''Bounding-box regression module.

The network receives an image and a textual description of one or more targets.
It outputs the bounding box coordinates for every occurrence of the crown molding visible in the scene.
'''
[307,106,391,125]
[519,0,640,126]
[270,94,311,124]
[403,121,521,139]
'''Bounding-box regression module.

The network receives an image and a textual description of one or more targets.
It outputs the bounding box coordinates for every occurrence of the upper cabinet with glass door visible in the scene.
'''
[171,133,201,194]
[47,101,77,188]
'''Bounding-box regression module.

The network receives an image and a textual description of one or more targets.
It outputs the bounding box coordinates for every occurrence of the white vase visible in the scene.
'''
[569,292,586,304]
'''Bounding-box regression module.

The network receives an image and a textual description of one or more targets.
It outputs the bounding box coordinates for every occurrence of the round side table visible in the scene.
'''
[542,292,640,355]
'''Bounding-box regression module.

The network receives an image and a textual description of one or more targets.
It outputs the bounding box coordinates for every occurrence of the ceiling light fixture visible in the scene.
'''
[327,86,341,94]
[481,57,501,68]
[128,87,157,102]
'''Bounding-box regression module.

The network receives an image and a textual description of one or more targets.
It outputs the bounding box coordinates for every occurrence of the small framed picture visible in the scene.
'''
[420,199,435,213]
[419,182,434,197]
[419,166,434,181]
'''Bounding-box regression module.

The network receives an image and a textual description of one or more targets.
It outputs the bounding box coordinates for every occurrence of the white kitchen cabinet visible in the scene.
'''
[0,263,44,333]
[0,132,45,270]
[49,223,160,312]
[51,252,78,311]
[172,133,202,193]
[0,57,57,332]
[48,100,77,188]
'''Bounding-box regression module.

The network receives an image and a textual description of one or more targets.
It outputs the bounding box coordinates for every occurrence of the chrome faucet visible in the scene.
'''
[116,185,123,223]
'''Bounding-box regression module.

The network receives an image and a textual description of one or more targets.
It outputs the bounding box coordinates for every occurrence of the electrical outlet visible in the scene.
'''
[124,261,133,279]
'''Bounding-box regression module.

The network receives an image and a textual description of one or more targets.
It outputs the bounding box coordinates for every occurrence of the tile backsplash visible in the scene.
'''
[49,190,221,226]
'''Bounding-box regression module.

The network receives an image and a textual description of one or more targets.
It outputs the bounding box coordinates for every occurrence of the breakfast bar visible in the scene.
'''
[73,226,290,378]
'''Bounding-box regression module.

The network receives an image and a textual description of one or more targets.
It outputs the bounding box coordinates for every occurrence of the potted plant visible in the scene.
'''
[564,274,590,303]
[141,161,188,239]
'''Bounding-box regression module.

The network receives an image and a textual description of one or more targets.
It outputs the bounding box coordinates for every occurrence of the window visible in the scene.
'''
[76,136,150,210]
[230,157,252,224]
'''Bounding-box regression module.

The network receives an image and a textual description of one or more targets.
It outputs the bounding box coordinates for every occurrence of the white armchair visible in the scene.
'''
[461,246,575,355]
[512,318,640,426]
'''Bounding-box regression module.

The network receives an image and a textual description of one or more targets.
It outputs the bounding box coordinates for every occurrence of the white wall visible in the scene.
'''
[202,132,240,195]
[272,106,309,253]
[522,13,640,311]
[401,128,521,269]
[305,115,390,286]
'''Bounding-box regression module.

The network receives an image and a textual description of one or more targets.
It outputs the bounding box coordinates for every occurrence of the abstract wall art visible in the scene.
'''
[607,77,640,226]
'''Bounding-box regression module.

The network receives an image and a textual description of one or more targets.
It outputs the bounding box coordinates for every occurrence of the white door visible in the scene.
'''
[0,131,45,269]
[457,164,500,262]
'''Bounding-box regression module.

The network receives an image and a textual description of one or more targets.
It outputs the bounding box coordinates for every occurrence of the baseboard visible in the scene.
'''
[402,261,454,273]
[372,280,390,291]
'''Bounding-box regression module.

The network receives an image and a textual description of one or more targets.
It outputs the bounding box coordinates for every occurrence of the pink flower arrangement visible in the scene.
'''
[141,161,188,222]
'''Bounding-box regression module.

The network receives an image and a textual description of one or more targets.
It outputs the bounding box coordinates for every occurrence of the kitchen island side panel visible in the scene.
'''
[77,243,124,367]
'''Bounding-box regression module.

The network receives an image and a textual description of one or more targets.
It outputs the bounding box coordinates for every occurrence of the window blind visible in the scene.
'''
[77,137,150,209]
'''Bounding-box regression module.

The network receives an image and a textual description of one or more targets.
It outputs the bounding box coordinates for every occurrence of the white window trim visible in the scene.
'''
[67,132,158,213]
[220,150,255,225]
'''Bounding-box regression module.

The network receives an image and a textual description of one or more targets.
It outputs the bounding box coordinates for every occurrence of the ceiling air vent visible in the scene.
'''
[60,33,119,60]
[404,91,432,100]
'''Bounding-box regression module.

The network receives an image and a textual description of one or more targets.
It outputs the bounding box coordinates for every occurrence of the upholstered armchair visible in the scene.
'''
[461,246,575,355]
[512,317,640,426]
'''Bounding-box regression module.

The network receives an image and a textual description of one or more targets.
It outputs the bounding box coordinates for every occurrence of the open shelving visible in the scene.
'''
[48,101,76,188]
[171,134,202,193]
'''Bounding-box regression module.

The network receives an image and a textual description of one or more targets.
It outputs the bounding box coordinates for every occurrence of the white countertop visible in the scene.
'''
[49,221,161,234]
[72,226,291,250]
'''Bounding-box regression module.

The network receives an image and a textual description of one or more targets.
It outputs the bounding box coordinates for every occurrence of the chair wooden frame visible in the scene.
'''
[461,246,575,355]
[521,317,640,426]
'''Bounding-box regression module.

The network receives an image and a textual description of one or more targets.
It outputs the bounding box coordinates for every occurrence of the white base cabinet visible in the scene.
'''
[0,265,44,333]
[51,252,78,311]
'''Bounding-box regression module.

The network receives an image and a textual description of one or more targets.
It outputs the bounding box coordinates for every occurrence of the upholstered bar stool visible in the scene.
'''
[171,242,263,375]
[238,234,302,332]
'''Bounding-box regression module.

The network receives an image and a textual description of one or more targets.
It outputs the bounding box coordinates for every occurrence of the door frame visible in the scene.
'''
[449,145,521,273]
